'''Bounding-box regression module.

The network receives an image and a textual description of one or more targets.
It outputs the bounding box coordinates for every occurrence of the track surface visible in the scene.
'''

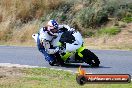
[0,46,132,75]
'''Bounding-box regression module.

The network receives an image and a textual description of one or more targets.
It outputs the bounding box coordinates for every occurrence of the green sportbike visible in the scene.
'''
[32,28,100,67]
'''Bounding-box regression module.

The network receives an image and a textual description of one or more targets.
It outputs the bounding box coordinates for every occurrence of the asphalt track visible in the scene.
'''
[0,46,132,75]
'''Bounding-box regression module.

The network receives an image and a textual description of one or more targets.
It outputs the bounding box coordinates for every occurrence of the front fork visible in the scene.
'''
[76,46,85,58]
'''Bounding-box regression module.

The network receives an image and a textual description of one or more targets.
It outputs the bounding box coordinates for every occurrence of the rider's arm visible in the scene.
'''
[43,40,59,54]
[39,27,59,54]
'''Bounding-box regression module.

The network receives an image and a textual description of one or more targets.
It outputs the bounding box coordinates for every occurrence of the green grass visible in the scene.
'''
[96,27,121,36]
[0,67,132,88]
[122,16,132,23]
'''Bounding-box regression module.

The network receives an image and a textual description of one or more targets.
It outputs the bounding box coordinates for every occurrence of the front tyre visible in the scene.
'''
[88,57,100,67]
[81,49,100,67]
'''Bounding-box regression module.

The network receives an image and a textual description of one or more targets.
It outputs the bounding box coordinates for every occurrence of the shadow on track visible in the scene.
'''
[60,63,111,69]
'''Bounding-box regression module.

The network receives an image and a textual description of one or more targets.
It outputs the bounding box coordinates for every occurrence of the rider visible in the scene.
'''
[37,20,72,65]
[37,19,83,65]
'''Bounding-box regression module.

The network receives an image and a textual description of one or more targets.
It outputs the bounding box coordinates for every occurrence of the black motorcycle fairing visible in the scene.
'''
[59,31,75,44]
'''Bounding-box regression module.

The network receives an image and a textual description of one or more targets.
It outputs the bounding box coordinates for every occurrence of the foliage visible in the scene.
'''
[97,27,121,36]
[122,16,132,23]
[0,0,132,44]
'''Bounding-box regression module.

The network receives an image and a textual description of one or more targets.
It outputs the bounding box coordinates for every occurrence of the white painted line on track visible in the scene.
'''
[0,63,39,68]
[0,63,75,73]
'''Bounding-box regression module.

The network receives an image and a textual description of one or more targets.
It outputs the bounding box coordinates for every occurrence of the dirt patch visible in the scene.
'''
[0,66,25,79]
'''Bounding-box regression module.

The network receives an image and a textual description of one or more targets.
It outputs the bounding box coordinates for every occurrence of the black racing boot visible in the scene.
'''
[54,52,65,66]
[49,60,56,66]
[49,60,61,66]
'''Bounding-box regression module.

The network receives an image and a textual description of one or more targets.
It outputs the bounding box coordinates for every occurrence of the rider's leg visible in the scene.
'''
[37,34,55,64]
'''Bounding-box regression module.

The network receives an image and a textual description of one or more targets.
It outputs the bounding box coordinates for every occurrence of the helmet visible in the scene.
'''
[47,20,59,36]
[47,20,58,29]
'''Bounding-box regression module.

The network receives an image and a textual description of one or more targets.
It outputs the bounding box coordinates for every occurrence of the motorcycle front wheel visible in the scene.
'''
[81,49,100,67]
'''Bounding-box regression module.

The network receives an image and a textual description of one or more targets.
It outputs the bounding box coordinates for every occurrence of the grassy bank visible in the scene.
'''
[0,67,131,88]
[0,0,132,50]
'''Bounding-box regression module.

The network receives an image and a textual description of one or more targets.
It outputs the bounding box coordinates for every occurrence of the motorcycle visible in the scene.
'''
[32,28,100,67]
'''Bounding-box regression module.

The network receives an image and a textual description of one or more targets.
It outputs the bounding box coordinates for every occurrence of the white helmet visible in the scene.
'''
[47,20,59,36]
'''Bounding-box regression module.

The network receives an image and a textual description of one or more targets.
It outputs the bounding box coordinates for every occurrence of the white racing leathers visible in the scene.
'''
[39,27,59,54]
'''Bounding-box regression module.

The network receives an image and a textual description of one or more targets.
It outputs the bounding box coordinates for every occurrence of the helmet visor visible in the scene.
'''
[48,26,58,33]
[50,28,58,33]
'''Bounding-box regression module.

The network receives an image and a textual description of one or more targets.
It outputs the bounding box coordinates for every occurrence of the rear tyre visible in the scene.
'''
[54,52,65,66]
[81,49,100,67]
